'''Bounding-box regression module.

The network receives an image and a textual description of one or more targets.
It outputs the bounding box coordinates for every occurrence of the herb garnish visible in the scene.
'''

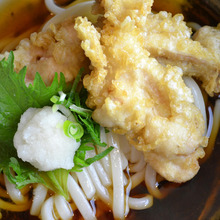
[0,52,113,199]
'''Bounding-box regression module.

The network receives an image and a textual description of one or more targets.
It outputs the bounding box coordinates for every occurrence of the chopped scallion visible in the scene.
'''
[50,95,60,104]
[63,120,84,139]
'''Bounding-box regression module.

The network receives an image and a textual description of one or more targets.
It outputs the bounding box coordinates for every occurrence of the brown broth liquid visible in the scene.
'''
[0,0,50,51]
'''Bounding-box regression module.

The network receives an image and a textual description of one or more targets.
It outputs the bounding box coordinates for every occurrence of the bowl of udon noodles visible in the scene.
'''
[0,0,219,219]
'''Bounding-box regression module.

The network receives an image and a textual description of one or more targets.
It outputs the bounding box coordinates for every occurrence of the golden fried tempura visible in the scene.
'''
[0,17,87,85]
[143,11,220,96]
[74,0,207,183]
[192,24,220,94]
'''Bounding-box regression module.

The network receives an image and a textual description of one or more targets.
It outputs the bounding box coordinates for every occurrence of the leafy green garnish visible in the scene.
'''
[5,157,44,188]
[5,157,69,199]
[0,51,69,197]
[50,80,114,173]
[0,51,66,157]
[0,52,113,200]
[0,51,66,168]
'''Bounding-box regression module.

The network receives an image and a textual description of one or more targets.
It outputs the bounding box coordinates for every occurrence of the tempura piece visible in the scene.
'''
[98,0,153,25]
[192,24,220,94]
[142,11,220,96]
[0,17,87,85]
[94,0,220,96]
[74,0,207,182]
[193,24,220,56]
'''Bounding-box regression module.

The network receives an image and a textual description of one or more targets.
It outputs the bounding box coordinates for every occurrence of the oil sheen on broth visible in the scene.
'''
[0,0,49,52]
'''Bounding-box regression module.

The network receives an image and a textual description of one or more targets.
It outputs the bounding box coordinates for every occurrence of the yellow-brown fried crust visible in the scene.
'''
[143,12,220,96]
[0,17,88,85]
[74,0,207,183]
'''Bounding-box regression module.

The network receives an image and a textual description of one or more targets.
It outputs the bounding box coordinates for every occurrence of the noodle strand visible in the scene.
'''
[54,195,74,220]
[30,184,48,216]
[67,174,97,220]
[41,196,56,220]
[128,195,153,210]
[0,198,31,212]
[4,174,28,204]
[145,164,163,199]
[45,0,65,14]
[108,133,125,219]
[76,168,96,200]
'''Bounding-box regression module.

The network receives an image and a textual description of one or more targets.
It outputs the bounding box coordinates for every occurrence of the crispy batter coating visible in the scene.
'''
[74,0,207,182]
[193,24,220,55]
[94,0,220,95]
[192,24,220,94]
[0,17,87,85]
[142,11,220,96]
[99,0,153,25]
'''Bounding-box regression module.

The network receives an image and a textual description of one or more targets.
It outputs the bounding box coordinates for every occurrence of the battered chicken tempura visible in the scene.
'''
[94,0,220,96]
[142,12,220,96]
[192,24,220,94]
[74,0,208,183]
[0,17,87,85]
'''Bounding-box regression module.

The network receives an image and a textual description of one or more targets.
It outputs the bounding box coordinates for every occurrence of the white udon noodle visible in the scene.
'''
[2,1,219,220]
[3,129,155,220]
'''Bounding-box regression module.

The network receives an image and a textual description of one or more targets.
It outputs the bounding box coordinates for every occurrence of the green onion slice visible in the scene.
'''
[63,120,84,139]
